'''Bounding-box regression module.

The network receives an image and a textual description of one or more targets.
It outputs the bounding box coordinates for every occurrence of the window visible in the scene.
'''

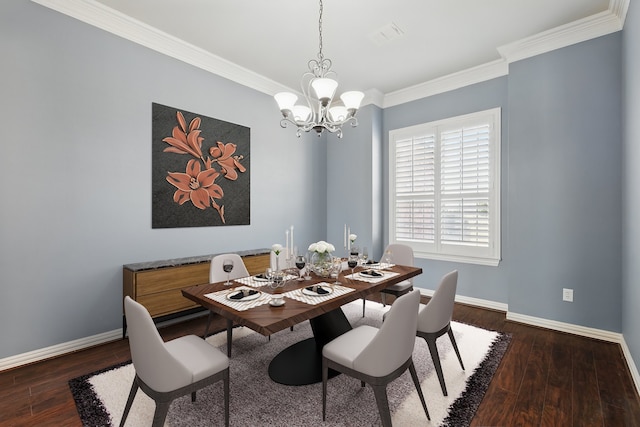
[389,108,501,266]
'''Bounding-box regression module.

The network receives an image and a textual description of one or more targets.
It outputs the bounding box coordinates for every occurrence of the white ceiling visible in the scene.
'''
[38,0,626,105]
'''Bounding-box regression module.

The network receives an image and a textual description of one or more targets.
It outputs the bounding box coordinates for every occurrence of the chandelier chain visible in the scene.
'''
[318,0,324,62]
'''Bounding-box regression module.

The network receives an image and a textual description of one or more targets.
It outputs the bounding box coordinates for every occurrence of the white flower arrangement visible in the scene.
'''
[308,240,336,254]
[349,233,357,244]
[271,243,283,255]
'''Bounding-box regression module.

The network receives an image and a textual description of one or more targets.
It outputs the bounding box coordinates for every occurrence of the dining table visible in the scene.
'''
[181,262,422,386]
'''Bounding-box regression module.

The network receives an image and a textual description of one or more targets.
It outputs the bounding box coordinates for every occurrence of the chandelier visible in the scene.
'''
[274,0,364,139]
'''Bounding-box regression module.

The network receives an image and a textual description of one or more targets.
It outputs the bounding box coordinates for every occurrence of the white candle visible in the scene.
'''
[344,224,347,248]
[285,230,289,258]
[347,226,351,251]
[290,226,294,253]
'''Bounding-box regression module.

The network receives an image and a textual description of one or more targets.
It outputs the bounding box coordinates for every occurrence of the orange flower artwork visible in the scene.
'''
[152,103,250,228]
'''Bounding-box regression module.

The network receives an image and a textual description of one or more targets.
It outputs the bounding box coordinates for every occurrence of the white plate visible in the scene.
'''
[359,271,384,278]
[364,262,380,267]
[226,290,261,301]
[302,286,333,296]
[253,275,269,282]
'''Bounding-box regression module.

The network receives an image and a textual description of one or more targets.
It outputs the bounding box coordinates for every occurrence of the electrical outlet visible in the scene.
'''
[562,288,574,302]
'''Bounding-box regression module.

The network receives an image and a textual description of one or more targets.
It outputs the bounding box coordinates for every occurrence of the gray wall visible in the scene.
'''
[623,1,640,373]
[0,0,327,358]
[508,34,622,331]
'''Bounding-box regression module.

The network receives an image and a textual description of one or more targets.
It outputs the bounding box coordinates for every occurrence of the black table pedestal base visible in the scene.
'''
[267,338,340,385]
[268,307,353,386]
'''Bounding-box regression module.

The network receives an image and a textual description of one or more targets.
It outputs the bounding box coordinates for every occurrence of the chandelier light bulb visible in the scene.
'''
[329,106,348,122]
[340,91,365,111]
[311,78,338,105]
[292,105,312,122]
[274,92,297,113]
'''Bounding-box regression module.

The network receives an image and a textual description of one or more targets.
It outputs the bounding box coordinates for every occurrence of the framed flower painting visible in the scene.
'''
[152,103,250,228]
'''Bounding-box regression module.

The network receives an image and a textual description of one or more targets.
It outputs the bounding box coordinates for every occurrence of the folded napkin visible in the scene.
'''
[361,270,383,277]
[229,289,259,300]
[254,273,268,279]
[365,260,378,265]
[305,285,330,295]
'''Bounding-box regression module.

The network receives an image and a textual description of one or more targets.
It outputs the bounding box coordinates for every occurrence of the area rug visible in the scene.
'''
[70,301,510,426]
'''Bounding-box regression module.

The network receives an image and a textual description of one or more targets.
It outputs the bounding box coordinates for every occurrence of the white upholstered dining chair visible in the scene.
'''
[322,289,430,427]
[362,243,414,317]
[204,253,250,339]
[121,296,229,427]
[416,270,464,396]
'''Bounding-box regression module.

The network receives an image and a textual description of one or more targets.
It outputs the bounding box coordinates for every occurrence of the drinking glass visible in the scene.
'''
[347,254,358,279]
[295,255,306,281]
[222,259,234,286]
[304,254,312,280]
[383,249,393,266]
[330,257,342,285]
[361,247,368,265]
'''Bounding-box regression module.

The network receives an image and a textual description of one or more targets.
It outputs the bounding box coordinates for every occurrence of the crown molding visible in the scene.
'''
[31,0,629,109]
[497,2,626,64]
[30,0,290,96]
[382,59,509,108]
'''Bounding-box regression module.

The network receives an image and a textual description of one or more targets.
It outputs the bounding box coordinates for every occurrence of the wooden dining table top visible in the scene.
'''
[181,264,422,336]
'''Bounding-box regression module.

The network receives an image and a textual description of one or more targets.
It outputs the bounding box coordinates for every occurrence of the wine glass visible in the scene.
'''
[295,255,306,281]
[222,258,234,286]
[361,247,368,265]
[347,254,358,279]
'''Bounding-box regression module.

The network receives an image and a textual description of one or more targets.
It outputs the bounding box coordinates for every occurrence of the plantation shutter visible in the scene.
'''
[440,124,491,247]
[395,134,435,242]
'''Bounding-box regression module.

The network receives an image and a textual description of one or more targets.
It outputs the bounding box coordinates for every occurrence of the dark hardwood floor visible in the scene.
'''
[1,294,639,426]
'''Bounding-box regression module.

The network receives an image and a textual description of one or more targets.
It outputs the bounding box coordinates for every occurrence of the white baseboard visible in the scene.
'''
[620,339,640,396]
[0,329,122,372]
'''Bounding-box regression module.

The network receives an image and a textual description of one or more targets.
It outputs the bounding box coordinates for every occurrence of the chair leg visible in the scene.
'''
[409,360,430,420]
[425,337,448,396]
[371,384,392,427]
[381,292,387,306]
[151,401,171,427]
[119,380,139,427]
[226,318,233,357]
[191,391,196,402]
[223,371,230,427]
[448,328,465,370]
[203,310,213,338]
[322,358,328,421]
[362,298,366,317]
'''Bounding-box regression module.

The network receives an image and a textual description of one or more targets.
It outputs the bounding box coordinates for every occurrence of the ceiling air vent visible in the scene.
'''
[369,22,405,46]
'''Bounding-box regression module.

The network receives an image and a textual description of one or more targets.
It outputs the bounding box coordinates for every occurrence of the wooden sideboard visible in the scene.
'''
[122,250,270,334]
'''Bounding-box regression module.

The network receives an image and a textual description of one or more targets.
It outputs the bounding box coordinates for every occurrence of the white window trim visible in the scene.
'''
[389,108,501,266]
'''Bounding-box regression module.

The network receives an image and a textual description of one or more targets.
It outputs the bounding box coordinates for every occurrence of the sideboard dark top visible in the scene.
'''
[123,248,270,272]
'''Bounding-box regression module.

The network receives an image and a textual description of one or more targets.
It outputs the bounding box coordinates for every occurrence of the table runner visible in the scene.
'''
[282,283,356,305]
[205,286,272,311]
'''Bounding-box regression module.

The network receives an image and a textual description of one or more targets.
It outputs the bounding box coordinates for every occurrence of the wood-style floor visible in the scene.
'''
[1,294,639,426]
